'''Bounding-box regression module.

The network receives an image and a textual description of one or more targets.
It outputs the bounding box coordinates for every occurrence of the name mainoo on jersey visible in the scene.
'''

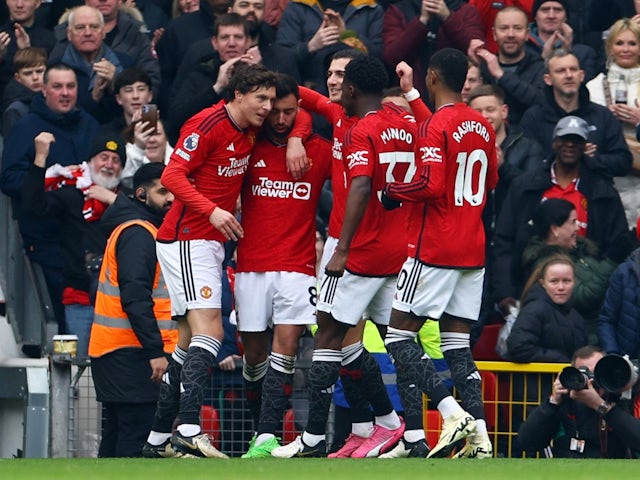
[452,120,490,143]
[218,154,250,177]
[380,127,413,145]
[251,177,312,200]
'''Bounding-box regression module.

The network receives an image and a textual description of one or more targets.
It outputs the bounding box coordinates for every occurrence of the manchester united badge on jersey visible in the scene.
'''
[247,131,256,146]
[200,286,212,299]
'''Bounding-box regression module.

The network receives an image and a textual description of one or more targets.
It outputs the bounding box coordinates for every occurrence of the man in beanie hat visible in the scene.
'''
[525,0,599,81]
[20,127,126,357]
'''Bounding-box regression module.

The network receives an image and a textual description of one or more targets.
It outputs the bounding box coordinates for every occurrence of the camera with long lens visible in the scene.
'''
[559,365,593,390]
[594,354,639,394]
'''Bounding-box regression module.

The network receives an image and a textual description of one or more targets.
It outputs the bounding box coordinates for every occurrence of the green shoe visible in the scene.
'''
[241,436,281,458]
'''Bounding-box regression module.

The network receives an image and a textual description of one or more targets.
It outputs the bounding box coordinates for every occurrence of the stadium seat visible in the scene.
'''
[200,405,221,449]
[472,323,502,360]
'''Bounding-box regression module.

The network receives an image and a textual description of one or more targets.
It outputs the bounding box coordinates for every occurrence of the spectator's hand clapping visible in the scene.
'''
[307,18,340,53]
[324,9,346,34]
[0,31,11,58]
[14,23,30,49]
[467,39,485,65]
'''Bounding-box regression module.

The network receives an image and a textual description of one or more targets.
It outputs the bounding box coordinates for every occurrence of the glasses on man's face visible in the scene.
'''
[72,23,102,33]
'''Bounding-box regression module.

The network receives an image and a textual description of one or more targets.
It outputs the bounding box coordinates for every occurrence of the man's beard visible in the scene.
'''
[92,170,121,190]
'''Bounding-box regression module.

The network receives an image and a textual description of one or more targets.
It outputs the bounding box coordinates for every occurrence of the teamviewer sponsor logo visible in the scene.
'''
[251,177,312,200]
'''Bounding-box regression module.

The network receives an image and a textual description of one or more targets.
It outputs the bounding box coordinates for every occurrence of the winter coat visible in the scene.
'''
[382,0,483,98]
[276,0,383,93]
[587,63,640,228]
[522,236,617,321]
[492,162,630,304]
[598,248,640,358]
[480,50,545,125]
[0,94,99,266]
[1,79,36,138]
[506,283,587,363]
[519,85,632,178]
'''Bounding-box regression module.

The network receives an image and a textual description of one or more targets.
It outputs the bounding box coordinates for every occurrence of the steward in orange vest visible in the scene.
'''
[88,162,177,457]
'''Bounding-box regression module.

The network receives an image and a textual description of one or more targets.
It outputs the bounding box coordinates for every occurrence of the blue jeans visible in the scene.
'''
[65,304,94,358]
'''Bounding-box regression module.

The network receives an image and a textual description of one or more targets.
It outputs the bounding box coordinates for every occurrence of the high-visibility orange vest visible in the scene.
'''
[89,219,177,357]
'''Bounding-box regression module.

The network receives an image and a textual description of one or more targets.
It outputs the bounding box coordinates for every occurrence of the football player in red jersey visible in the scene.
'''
[383,48,499,459]
[273,55,416,459]
[235,74,332,458]
[149,63,278,459]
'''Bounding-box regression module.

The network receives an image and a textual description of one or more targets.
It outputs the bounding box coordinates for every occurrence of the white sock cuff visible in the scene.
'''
[243,357,269,381]
[440,332,469,352]
[270,352,296,374]
[341,341,363,366]
[385,327,417,346]
[312,348,342,363]
[189,334,221,356]
[172,345,188,365]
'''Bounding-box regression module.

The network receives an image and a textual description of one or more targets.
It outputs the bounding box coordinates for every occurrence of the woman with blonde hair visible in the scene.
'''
[506,254,587,363]
[587,18,640,227]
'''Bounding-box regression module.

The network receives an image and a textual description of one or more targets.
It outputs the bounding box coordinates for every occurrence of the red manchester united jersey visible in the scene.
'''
[387,103,499,268]
[157,103,256,243]
[299,87,357,239]
[342,106,417,276]
[236,134,332,276]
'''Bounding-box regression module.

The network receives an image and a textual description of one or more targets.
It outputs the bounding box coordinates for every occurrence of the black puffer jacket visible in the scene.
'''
[506,283,587,363]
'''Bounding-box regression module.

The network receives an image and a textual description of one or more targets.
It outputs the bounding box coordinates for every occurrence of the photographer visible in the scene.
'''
[517,346,640,458]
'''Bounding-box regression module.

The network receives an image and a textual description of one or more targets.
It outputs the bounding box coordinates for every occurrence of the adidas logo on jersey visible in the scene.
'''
[226,142,235,152]
[336,119,342,127]
[254,159,267,168]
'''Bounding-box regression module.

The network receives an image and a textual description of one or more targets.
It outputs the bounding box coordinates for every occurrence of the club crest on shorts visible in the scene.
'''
[200,286,212,299]
[183,133,200,151]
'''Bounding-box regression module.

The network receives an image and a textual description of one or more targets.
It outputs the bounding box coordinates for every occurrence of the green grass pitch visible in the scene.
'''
[0,458,636,480]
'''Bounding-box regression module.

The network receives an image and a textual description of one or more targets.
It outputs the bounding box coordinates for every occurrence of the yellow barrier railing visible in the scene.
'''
[423,361,569,458]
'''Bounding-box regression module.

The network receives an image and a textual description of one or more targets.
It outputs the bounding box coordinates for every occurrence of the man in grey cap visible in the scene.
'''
[491,115,631,327]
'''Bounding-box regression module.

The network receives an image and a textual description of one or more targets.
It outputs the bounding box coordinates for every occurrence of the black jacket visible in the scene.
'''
[92,193,169,403]
[506,283,587,363]
[519,85,632,178]
[480,50,545,125]
[491,161,630,303]
[155,0,218,112]
[518,396,640,458]
[1,79,36,138]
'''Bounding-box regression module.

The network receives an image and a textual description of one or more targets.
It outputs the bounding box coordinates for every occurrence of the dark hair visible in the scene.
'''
[133,162,165,190]
[213,12,250,37]
[344,55,388,95]
[275,73,299,100]
[43,63,75,84]
[520,253,575,303]
[531,198,575,238]
[428,48,468,93]
[228,62,278,95]
[467,84,506,105]
[571,345,604,366]
[331,48,365,63]
[13,47,47,73]
[114,67,152,93]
